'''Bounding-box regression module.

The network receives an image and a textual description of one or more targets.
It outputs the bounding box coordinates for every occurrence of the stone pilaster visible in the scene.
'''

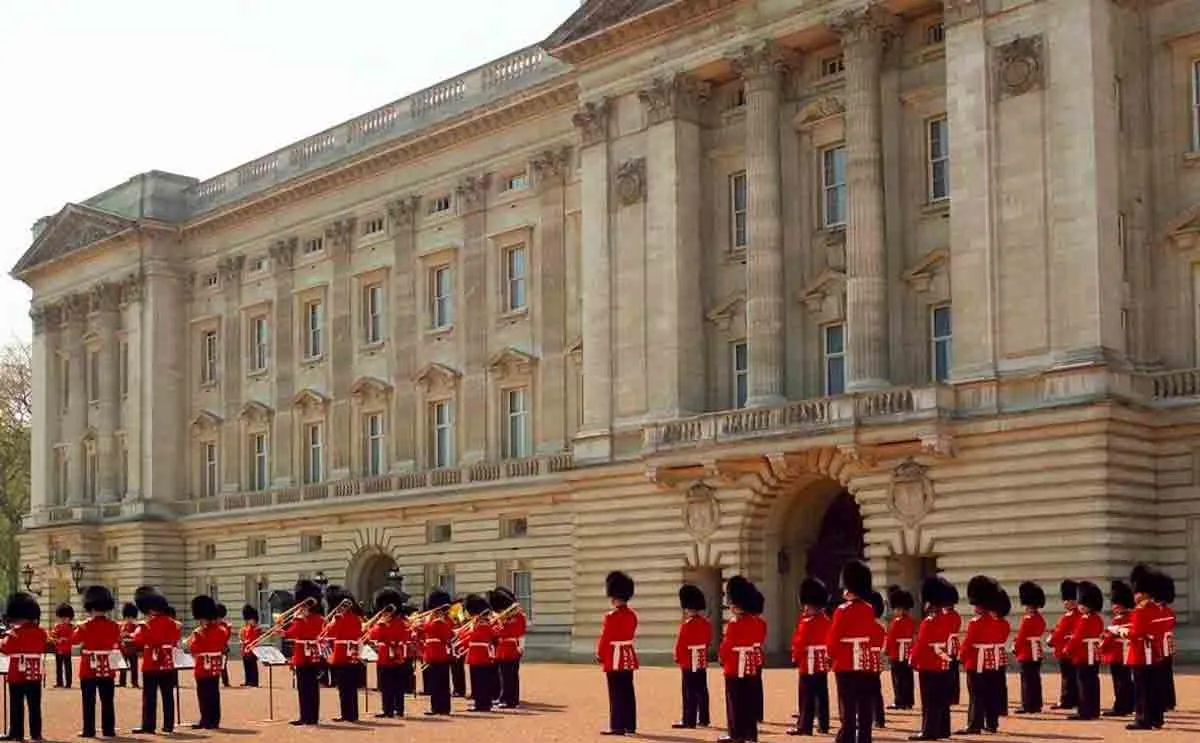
[119,272,144,500]
[62,295,87,505]
[833,4,895,391]
[531,147,572,451]
[269,238,297,484]
[219,255,245,490]
[94,282,121,503]
[388,196,420,471]
[29,304,54,510]
[457,174,490,463]
[732,43,789,406]
[572,99,613,462]
[327,218,356,478]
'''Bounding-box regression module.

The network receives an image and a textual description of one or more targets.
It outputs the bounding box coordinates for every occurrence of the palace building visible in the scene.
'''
[15,0,1200,659]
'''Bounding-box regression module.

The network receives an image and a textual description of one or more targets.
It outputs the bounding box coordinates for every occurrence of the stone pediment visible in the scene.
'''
[902,247,949,292]
[488,347,538,378]
[190,410,224,434]
[798,269,846,313]
[545,0,671,49]
[706,291,746,330]
[13,203,135,276]
[350,376,394,400]
[291,388,330,414]
[238,401,274,424]
[1165,203,1200,252]
[544,0,738,63]
[414,362,461,393]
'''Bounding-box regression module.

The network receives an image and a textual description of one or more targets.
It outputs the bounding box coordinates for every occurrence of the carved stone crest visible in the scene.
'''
[572,99,610,148]
[638,74,710,126]
[994,35,1044,100]
[682,481,720,541]
[886,458,935,528]
[325,217,357,252]
[615,158,646,206]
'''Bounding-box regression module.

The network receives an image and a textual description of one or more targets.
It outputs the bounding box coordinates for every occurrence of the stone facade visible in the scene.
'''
[14,0,1200,659]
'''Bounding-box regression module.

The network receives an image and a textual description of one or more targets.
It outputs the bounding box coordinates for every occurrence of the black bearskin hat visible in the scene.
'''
[1131,565,1157,598]
[373,587,408,614]
[746,587,765,615]
[241,604,259,622]
[922,576,956,609]
[1060,579,1079,602]
[1110,581,1134,610]
[726,575,755,611]
[122,602,139,619]
[293,579,323,611]
[887,585,915,611]
[605,571,635,602]
[841,560,872,598]
[1018,581,1045,609]
[1157,573,1176,605]
[946,581,960,606]
[799,577,829,608]
[1078,581,1103,613]
[967,576,997,608]
[399,604,418,617]
[679,584,707,612]
[490,587,516,612]
[425,589,451,611]
[464,593,490,617]
[83,586,115,614]
[191,595,219,621]
[216,603,228,620]
[165,606,177,619]
[868,591,885,619]
[992,589,1012,618]
[56,602,75,620]
[5,592,40,623]
[133,585,169,615]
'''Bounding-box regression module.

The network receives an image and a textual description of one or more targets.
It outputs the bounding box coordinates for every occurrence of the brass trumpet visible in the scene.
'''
[358,604,397,643]
[243,597,317,652]
[315,598,356,641]
[490,603,524,624]
[409,600,462,624]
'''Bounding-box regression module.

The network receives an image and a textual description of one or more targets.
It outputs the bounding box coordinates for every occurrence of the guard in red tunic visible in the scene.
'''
[1,592,48,741]
[1155,573,1177,713]
[186,595,225,729]
[959,577,1010,734]
[745,588,767,725]
[788,577,831,736]
[399,604,420,697]
[827,560,880,743]
[1121,565,1165,730]
[321,587,364,722]
[672,584,711,730]
[420,589,455,715]
[597,571,639,736]
[719,576,765,743]
[1102,581,1134,717]
[866,592,887,730]
[909,576,957,741]
[283,579,326,726]
[74,585,121,738]
[490,587,526,708]
[214,603,232,688]
[119,603,140,689]
[130,586,181,735]
[367,587,410,718]
[239,605,262,688]
[1013,581,1046,714]
[1049,579,1080,710]
[459,594,496,712]
[1066,581,1105,720]
[885,586,916,711]
[53,602,75,688]
[993,590,1013,721]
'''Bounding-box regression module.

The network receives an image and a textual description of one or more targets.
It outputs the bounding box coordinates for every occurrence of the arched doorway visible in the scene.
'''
[347,548,400,606]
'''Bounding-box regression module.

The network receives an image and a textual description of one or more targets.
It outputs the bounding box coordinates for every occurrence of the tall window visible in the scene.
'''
[87,350,100,403]
[303,423,323,484]
[928,117,950,202]
[60,356,69,413]
[201,330,218,384]
[119,340,129,397]
[85,446,98,502]
[430,400,454,468]
[56,449,68,502]
[822,146,847,227]
[363,284,384,344]
[503,387,531,460]
[304,300,323,359]
[249,316,269,372]
[730,172,747,249]
[255,584,272,625]
[364,413,384,476]
[431,266,453,328]
[117,437,127,497]
[504,246,527,312]
[823,324,846,396]
[1192,59,1200,151]
[201,441,218,498]
[510,569,533,620]
[731,341,749,409]
[249,433,268,491]
[930,305,952,383]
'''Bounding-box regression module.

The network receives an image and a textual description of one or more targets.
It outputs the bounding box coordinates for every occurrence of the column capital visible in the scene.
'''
[530,146,573,190]
[942,0,983,26]
[217,254,245,285]
[387,195,421,229]
[729,41,794,88]
[830,3,900,48]
[118,271,145,306]
[269,237,297,272]
[324,217,357,254]
[60,293,88,329]
[455,173,492,213]
[572,99,610,147]
[87,281,121,315]
[638,73,710,126]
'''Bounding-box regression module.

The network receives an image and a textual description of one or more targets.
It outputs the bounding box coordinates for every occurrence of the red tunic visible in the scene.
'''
[73,616,122,679]
[1101,611,1129,666]
[0,624,50,683]
[944,609,963,661]
[962,614,1011,672]
[791,612,831,675]
[240,623,262,657]
[462,619,496,666]
[52,621,74,655]
[1065,611,1104,667]
[1012,610,1046,663]
[132,614,181,673]
[719,614,766,678]
[1123,601,1159,667]
[1154,604,1176,661]
[494,612,527,662]
[885,614,916,664]
[368,617,412,667]
[828,599,878,673]
[323,612,364,665]
[1049,608,1078,660]
[188,624,227,679]
[911,611,955,672]
[283,612,325,667]
[120,620,139,654]
[421,616,454,664]
[407,622,424,662]
[596,605,639,672]
[674,615,711,671]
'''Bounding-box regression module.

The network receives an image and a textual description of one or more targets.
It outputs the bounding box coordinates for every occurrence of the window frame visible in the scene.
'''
[510,569,533,621]
[730,171,748,251]
[503,244,528,312]
[303,300,324,360]
[429,194,452,215]
[87,348,100,403]
[302,236,324,255]
[84,443,98,502]
[201,329,219,385]
[1192,58,1200,152]
[427,521,453,544]
[363,283,384,345]
[821,145,848,228]
[502,386,532,460]
[201,440,218,498]
[364,412,385,477]
[731,340,749,410]
[303,422,324,484]
[822,323,846,396]
[249,432,269,492]
[361,216,385,238]
[930,304,952,384]
[119,339,129,397]
[927,116,950,203]
[821,55,845,77]
[430,399,454,469]
[249,315,270,373]
[430,265,453,329]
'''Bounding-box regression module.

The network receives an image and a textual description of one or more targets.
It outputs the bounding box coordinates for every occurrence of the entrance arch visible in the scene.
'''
[346,547,400,606]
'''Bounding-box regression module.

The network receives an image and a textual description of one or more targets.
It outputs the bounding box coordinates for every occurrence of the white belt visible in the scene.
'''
[296,640,319,645]
[1084,638,1102,666]
[333,640,359,645]
[499,638,520,643]
[12,654,41,659]
[1028,637,1043,661]
[975,643,1005,669]
[931,642,951,663]
[82,650,111,656]
[732,645,757,678]
[687,644,706,672]
[468,641,495,659]
[842,637,869,671]
[896,639,912,658]
[1161,631,1175,657]
[610,640,634,669]
[807,644,827,672]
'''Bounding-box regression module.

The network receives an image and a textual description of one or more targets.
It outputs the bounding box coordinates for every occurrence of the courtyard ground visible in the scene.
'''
[14,663,1200,742]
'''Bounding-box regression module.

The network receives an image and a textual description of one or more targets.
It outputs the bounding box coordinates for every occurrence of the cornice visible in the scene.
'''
[549,0,743,67]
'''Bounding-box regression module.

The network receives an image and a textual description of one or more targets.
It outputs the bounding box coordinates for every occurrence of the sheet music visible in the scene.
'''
[109,651,129,670]
[0,655,8,674]
[253,646,288,665]
[173,649,196,669]
[359,644,378,663]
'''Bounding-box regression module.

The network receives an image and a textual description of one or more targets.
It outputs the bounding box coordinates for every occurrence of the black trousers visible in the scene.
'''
[678,669,710,727]
[1057,659,1078,708]
[295,665,321,724]
[497,659,520,707]
[400,661,416,696]
[220,663,230,688]
[140,670,176,732]
[918,670,952,740]
[1133,664,1166,728]
[872,673,885,727]
[468,664,494,711]
[451,656,467,696]
[332,665,360,721]
[7,682,42,740]
[242,655,259,687]
[81,677,117,736]
[965,671,1001,732]
[424,662,452,714]
[1164,656,1176,711]
[948,660,961,705]
[1019,661,1043,712]
[890,661,914,709]
[119,653,139,687]
[750,673,764,723]
[1075,664,1100,719]
[797,673,830,734]
[724,675,756,742]
[1109,662,1134,715]
[377,665,405,716]
[999,671,1009,716]
[606,670,637,733]
[56,653,74,687]
[195,676,222,728]
[835,671,876,743]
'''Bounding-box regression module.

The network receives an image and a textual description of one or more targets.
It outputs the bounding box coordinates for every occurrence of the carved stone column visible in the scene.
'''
[327,218,355,478]
[457,175,490,463]
[834,5,895,391]
[572,99,613,462]
[219,255,245,490]
[62,295,87,505]
[119,272,144,500]
[531,148,572,452]
[269,238,297,484]
[733,43,788,406]
[388,196,420,471]
[94,283,121,503]
[29,304,55,510]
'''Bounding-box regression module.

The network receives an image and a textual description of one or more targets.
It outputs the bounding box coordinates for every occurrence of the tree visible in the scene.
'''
[0,341,31,594]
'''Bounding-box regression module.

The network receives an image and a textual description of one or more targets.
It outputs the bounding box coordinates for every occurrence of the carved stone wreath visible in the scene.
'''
[994,35,1045,100]
[615,158,646,206]
[682,481,720,541]
[886,458,935,528]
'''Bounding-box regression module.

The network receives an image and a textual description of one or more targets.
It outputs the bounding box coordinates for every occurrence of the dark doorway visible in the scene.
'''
[804,490,866,597]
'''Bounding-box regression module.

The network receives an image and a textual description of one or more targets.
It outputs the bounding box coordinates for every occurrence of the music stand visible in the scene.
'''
[1,655,9,732]
[359,645,377,714]
[252,646,288,721]
[173,650,195,726]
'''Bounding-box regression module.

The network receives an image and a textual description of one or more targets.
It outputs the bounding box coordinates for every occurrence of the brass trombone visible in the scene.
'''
[408,600,462,624]
[358,604,397,643]
[243,597,317,652]
[315,598,356,641]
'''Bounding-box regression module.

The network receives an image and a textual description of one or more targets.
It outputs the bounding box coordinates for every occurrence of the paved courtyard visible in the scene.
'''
[15,664,1200,742]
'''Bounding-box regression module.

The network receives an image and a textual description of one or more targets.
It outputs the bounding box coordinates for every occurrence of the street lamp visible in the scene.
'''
[20,564,35,593]
[385,568,403,590]
[71,560,86,594]
[314,571,328,590]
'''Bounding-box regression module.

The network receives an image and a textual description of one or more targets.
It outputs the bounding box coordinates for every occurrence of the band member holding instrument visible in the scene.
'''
[239,605,262,688]
[1049,580,1080,710]
[490,587,525,708]
[130,586,181,735]
[788,577,831,737]
[672,584,710,730]
[867,592,887,730]
[119,603,140,688]
[719,575,763,743]
[1102,581,1135,717]
[1122,565,1165,730]
[909,576,957,742]
[1013,581,1046,714]
[366,587,409,718]
[215,604,232,688]
[461,594,496,712]
[421,589,455,716]
[53,603,75,688]
[885,586,916,712]
[449,598,468,698]
[74,585,121,738]
[1066,581,1105,721]
[1,592,48,742]
[399,604,420,697]
[321,587,364,723]
[187,595,225,730]
[283,579,325,726]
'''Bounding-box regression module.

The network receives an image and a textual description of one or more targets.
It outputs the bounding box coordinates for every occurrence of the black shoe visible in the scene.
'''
[288,721,305,726]
[1013,709,1036,714]
[2,738,26,742]
[102,734,116,738]
[129,730,155,735]
[600,731,625,736]
[80,734,96,739]
[374,713,393,719]
[985,727,998,734]
[907,737,938,742]
[1050,704,1074,710]
[1125,722,1154,730]
[784,729,810,736]
[955,729,982,735]
[423,712,439,717]
[672,724,695,730]
[1066,715,1096,721]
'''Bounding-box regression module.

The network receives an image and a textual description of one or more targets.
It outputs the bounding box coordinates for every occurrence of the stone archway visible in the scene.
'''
[346,547,400,606]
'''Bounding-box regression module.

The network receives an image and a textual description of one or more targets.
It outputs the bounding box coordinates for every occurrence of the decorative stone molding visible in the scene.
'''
[942,0,983,26]
[387,195,421,229]
[614,158,646,206]
[217,254,245,283]
[829,4,900,48]
[902,248,949,293]
[291,388,330,415]
[572,99,610,147]
[350,376,394,402]
[61,294,89,325]
[794,96,846,129]
[238,401,274,425]
[798,269,847,314]
[682,481,721,541]
[119,271,145,305]
[190,410,224,436]
[88,281,121,314]
[268,237,297,270]
[456,173,491,212]
[729,41,793,89]
[414,362,461,395]
[705,292,746,331]
[637,74,710,126]
[919,432,955,458]
[488,347,538,378]
[30,306,46,335]
[325,217,357,252]
[886,458,935,528]
[530,147,572,190]
[994,35,1045,100]
[565,337,583,367]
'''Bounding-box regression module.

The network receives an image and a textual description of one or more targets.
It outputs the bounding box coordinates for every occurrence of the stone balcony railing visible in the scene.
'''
[1139,368,1200,403]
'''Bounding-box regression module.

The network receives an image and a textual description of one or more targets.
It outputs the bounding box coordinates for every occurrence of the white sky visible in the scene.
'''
[0,0,581,344]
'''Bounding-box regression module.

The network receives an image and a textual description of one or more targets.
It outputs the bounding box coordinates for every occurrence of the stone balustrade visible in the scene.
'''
[1141,368,1200,402]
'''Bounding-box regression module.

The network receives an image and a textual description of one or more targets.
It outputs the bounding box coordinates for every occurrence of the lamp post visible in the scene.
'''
[20,564,36,594]
[385,568,403,591]
[314,571,328,591]
[71,560,86,594]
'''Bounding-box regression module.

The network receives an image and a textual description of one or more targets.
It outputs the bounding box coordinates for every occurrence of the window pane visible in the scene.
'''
[933,306,951,338]
[934,341,950,384]
[824,325,844,354]
[826,357,846,396]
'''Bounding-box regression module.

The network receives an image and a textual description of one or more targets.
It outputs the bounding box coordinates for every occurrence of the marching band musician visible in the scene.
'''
[1,592,48,742]
[958,577,1008,735]
[909,576,957,742]
[672,584,711,730]
[461,594,497,712]
[1049,579,1080,710]
[788,578,830,737]
[399,604,421,697]
[130,586,181,735]
[420,589,456,716]
[867,592,888,730]
[994,590,1013,720]
[215,604,232,688]
[885,586,916,712]
[1102,581,1135,717]
[239,605,262,688]
[119,603,140,688]
[283,579,326,726]
[1155,573,1177,712]
[1065,581,1105,721]
[826,561,880,743]
[598,571,639,736]
[719,576,764,743]
[367,587,411,718]
[449,598,468,698]
[1013,581,1046,714]
[186,595,226,730]
[74,585,121,738]
[320,587,364,723]
[490,587,526,709]
[52,602,75,688]
[745,587,767,725]
[1123,565,1166,730]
